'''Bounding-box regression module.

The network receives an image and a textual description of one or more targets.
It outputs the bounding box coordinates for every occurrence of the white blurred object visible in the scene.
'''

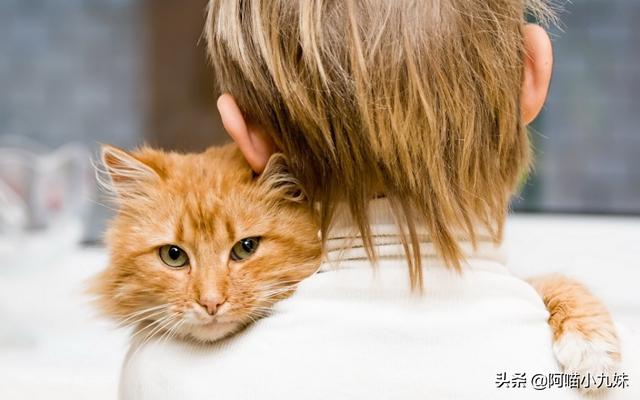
[0,134,121,400]
[0,246,128,400]
[0,135,96,357]
[0,179,27,235]
[0,135,94,273]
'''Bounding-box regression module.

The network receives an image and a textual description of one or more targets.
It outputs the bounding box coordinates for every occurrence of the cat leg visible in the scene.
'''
[527,274,620,392]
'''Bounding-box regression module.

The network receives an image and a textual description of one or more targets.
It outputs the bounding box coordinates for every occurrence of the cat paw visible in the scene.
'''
[553,332,621,393]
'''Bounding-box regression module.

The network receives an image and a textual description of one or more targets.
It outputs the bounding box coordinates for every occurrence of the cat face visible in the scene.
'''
[92,144,322,342]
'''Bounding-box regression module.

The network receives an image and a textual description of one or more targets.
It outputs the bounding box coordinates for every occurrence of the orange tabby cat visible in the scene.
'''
[91,143,322,343]
[91,143,620,386]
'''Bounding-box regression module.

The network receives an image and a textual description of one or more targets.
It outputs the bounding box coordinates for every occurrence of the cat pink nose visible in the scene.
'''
[198,294,227,315]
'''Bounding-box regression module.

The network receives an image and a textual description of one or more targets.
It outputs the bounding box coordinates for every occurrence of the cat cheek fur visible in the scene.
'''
[90,253,185,322]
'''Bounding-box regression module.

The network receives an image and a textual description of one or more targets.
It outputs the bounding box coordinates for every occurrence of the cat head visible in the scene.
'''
[91,143,322,342]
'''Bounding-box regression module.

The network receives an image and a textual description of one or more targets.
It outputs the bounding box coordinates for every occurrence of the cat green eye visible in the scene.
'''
[159,245,189,268]
[230,237,261,261]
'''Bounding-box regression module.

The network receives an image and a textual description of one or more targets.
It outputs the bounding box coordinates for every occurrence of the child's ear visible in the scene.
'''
[217,93,275,174]
[258,153,306,203]
[98,145,159,198]
[521,24,553,125]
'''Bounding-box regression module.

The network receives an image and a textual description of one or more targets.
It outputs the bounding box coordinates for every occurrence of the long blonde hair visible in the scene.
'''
[205,0,556,289]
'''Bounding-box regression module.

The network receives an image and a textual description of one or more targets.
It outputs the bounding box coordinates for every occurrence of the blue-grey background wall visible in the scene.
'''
[516,0,640,214]
[0,0,144,150]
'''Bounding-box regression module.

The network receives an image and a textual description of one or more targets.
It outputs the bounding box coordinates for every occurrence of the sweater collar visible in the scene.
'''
[322,198,506,269]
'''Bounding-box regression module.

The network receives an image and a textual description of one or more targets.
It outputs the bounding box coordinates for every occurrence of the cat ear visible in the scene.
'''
[97,145,159,199]
[258,153,306,203]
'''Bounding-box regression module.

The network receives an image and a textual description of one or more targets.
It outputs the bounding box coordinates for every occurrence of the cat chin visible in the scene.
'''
[184,321,243,343]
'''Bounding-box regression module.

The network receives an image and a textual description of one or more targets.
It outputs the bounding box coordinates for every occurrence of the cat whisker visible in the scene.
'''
[119,314,168,331]
[119,310,170,331]
[249,306,276,316]
[261,285,298,292]
[142,314,179,346]
[261,293,293,302]
[157,317,184,347]
[245,313,262,325]
[117,304,170,328]
[118,304,169,322]
[88,197,142,220]
[258,278,309,289]
[129,314,178,361]
[130,312,175,342]
[246,313,271,324]
[88,198,120,214]
[258,286,300,296]
[261,284,300,292]
[260,287,299,298]
[169,320,185,341]
[149,315,180,340]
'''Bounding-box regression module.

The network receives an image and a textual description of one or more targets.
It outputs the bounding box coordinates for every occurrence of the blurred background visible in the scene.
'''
[519,0,640,215]
[0,0,638,242]
[0,1,638,399]
[0,0,225,242]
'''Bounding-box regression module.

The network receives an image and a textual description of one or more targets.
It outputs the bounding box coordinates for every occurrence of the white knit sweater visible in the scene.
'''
[120,200,588,399]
